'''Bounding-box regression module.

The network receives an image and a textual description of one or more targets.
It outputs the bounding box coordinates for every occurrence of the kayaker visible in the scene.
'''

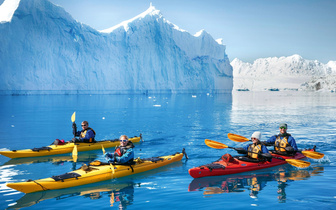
[265,123,298,155]
[241,131,271,161]
[105,135,135,164]
[72,121,96,143]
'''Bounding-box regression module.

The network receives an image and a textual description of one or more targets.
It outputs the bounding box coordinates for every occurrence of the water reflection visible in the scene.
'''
[2,153,99,167]
[8,181,137,210]
[189,166,324,202]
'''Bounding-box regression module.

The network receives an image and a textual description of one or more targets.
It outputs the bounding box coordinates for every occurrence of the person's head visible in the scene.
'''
[279,123,287,134]
[119,135,129,146]
[81,121,89,129]
[251,131,261,144]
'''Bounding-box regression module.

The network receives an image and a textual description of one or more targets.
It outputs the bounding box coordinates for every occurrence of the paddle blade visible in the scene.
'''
[285,159,310,168]
[72,144,78,162]
[71,112,76,123]
[102,145,106,154]
[205,139,228,149]
[301,151,324,159]
[227,133,250,142]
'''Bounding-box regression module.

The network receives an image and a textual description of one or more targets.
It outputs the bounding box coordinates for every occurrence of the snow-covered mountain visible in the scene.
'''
[231,55,336,91]
[0,0,233,94]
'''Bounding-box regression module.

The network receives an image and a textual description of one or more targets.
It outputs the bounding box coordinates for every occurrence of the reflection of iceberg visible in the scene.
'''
[9,181,136,209]
[189,165,324,200]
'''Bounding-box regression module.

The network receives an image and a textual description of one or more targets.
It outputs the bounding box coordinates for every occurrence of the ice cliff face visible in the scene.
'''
[231,55,336,91]
[0,0,233,94]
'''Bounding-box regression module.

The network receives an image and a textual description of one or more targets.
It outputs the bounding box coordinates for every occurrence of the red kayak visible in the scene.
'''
[188,150,312,179]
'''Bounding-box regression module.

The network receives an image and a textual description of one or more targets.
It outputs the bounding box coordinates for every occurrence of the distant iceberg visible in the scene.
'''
[231,55,336,92]
[0,0,233,95]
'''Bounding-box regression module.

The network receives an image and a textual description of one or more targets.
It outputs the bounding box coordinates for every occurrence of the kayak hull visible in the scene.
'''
[0,136,141,159]
[188,151,310,179]
[7,152,184,193]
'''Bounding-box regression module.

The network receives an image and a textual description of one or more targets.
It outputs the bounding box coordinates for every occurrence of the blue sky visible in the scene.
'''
[4,0,336,63]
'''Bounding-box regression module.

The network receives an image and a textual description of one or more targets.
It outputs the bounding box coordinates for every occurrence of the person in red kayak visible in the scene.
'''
[264,123,298,155]
[105,135,135,164]
[234,131,271,162]
[242,131,270,160]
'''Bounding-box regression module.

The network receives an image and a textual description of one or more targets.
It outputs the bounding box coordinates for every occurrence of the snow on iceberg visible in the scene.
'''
[0,0,233,95]
[0,0,20,23]
[231,54,336,92]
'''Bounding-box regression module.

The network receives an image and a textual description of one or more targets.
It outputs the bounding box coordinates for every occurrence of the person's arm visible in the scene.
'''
[105,152,114,162]
[260,145,272,161]
[116,148,134,163]
[287,136,298,151]
[242,144,250,151]
[261,145,269,154]
[266,135,276,144]
[72,122,79,137]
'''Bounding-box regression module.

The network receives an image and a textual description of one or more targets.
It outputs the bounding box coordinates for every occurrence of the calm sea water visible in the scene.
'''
[0,92,335,210]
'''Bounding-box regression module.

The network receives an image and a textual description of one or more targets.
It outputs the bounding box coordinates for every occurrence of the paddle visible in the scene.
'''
[204,139,311,168]
[227,133,324,159]
[72,144,78,163]
[102,145,115,176]
[71,112,78,161]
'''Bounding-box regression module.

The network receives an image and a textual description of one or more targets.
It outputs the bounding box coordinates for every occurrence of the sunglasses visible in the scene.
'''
[280,127,287,129]
[119,140,128,142]
[81,124,87,126]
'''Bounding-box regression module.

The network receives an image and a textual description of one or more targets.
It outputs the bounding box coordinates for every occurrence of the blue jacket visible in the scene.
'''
[266,134,298,151]
[75,128,95,142]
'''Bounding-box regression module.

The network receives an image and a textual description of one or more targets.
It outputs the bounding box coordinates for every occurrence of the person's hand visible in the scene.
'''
[104,153,112,159]
[285,146,294,152]
[71,137,78,143]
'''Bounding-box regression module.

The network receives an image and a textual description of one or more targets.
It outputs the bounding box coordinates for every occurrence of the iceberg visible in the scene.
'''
[0,0,233,95]
[231,55,336,92]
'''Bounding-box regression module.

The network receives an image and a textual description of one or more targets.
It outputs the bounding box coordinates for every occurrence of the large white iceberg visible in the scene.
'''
[0,0,233,94]
[231,55,336,92]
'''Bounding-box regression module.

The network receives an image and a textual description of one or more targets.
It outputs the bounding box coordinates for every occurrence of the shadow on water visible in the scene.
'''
[188,165,324,203]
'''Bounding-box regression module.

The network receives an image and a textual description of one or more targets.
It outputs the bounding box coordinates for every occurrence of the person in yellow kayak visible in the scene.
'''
[264,123,298,155]
[235,131,271,162]
[105,135,135,164]
[72,121,96,143]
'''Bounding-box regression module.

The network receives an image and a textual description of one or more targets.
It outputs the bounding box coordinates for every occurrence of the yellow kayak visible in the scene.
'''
[7,150,186,194]
[0,135,142,159]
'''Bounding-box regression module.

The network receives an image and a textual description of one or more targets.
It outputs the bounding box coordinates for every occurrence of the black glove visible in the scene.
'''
[235,147,247,154]
[260,153,272,161]
[71,137,79,143]
[72,122,77,136]
[285,146,294,152]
